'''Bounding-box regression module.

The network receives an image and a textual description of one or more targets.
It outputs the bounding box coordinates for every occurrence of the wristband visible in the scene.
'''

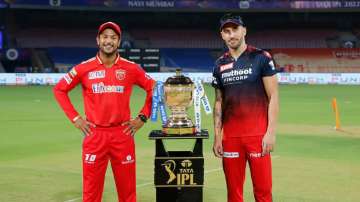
[138,114,148,123]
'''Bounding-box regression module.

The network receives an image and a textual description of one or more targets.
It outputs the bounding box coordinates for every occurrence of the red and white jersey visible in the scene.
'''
[54,54,155,127]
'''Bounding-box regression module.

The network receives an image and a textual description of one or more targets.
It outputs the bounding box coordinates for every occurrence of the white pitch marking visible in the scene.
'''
[204,167,222,174]
[64,197,81,202]
[136,182,153,188]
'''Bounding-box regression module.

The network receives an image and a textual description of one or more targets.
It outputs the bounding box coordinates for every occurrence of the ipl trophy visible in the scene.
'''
[149,69,211,202]
[162,69,195,135]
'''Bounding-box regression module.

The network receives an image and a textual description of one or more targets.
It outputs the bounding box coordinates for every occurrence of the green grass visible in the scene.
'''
[0,85,359,202]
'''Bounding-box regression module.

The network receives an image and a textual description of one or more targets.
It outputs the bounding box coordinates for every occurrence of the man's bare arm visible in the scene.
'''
[262,74,279,155]
[214,88,223,136]
[213,88,224,157]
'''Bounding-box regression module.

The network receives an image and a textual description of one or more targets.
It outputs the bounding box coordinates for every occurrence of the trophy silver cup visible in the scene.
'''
[162,69,195,135]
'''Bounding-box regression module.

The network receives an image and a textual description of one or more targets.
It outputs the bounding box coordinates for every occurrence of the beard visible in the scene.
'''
[226,37,243,50]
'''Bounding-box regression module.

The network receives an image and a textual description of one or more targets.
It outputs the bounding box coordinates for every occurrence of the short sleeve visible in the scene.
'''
[261,51,277,77]
[211,66,222,89]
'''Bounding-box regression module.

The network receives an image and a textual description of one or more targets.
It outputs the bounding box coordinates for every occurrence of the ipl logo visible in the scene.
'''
[181,159,192,168]
[162,159,197,185]
[162,160,176,184]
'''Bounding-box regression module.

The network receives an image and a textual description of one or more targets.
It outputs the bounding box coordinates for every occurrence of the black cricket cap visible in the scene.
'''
[220,13,245,31]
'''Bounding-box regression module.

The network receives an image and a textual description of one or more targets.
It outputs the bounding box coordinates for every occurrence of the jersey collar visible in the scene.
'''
[96,53,120,67]
[224,45,255,61]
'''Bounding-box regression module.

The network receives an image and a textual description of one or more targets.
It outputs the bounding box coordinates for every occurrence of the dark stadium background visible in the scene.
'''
[1,0,360,74]
[0,1,360,202]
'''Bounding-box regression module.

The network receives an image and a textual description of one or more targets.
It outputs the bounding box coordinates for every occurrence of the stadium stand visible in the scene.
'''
[129,29,336,49]
[47,47,96,65]
[13,28,343,50]
[161,48,215,72]
[47,47,97,72]
[10,28,360,73]
[0,62,5,73]
[130,29,222,49]
[15,28,97,48]
[2,7,360,73]
[248,30,335,49]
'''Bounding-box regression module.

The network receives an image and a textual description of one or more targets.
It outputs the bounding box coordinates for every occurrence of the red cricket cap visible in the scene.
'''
[98,21,121,36]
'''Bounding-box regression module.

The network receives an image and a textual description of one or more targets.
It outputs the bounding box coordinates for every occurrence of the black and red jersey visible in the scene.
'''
[212,45,277,138]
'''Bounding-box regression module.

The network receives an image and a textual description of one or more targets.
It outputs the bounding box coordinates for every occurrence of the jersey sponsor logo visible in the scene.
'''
[220,62,234,72]
[248,152,262,158]
[69,68,77,77]
[115,69,126,80]
[221,68,253,84]
[64,68,77,84]
[64,74,72,84]
[221,68,253,79]
[92,82,124,93]
[223,152,239,158]
[88,70,105,80]
[122,154,135,164]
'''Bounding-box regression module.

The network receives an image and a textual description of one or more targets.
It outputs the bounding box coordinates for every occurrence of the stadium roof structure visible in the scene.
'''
[5,0,360,12]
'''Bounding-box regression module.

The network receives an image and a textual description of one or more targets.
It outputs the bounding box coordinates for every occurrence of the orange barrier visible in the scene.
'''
[331,98,341,130]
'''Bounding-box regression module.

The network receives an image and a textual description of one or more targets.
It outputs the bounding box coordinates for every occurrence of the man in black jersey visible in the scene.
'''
[212,13,279,202]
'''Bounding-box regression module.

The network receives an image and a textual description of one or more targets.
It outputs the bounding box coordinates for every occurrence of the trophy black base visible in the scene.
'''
[149,130,209,202]
[162,126,195,135]
[156,187,202,202]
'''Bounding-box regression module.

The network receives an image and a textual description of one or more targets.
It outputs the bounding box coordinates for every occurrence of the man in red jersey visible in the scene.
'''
[53,22,155,202]
[212,14,279,202]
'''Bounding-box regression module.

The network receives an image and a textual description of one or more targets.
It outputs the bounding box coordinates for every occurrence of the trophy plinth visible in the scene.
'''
[163,69,195,135]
